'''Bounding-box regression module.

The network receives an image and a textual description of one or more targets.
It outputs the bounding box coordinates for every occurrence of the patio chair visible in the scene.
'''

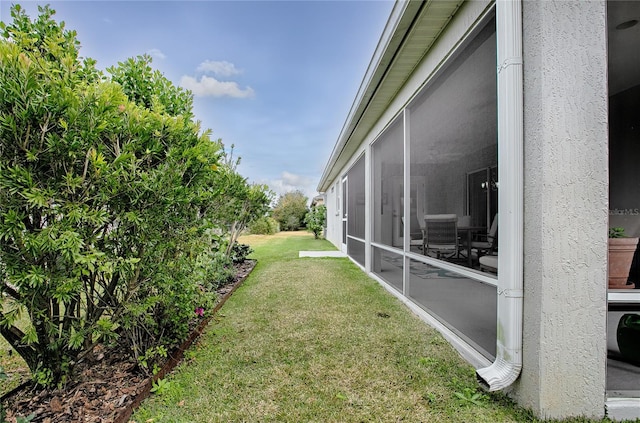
[401,216,425,252]
[471,213,498,258]
[424,214,458,259]
[479,253,498,273]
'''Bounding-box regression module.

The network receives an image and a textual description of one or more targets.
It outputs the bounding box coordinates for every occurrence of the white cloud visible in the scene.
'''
[281,171,312,187]
[146,48,166,60]
[196,60,241,77]
[179,75,255,98]
[262,172,318,204]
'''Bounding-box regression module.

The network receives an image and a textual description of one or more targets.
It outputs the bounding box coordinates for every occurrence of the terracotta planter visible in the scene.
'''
[608,237,639,289]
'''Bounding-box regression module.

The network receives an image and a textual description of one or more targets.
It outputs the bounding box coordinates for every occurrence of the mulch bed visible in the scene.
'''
[1,260,256,423]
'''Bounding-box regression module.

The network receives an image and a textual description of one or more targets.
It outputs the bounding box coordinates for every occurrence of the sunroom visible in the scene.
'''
[319,0,639,420]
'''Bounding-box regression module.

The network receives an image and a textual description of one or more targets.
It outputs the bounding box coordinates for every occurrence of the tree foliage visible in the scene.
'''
[107,54,194,119]
[200,145,273,255]
[271,191,309,231]
[304,205,326,239]
[249,216,279,235]
[0,5,270,386]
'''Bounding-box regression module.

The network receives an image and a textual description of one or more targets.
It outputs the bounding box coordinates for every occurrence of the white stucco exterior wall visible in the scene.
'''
[515,1,608,418]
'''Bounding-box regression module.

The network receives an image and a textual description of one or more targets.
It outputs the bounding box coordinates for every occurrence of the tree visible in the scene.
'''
[212,168,272,256]
[0,5,222,386]
[198,145,273,256]
[271,191,309,231]
[304,205,326,239]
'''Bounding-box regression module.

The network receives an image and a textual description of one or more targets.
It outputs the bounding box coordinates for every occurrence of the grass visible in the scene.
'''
[133,230,608,423]
[0,300,30,396]
[2,231,622,421]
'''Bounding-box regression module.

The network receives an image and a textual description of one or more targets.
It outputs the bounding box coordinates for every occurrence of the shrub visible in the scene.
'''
[229,243,253,264]
[249,216,279,235]
[284,216,301,231]
[271,191,309,231]
[209,252,236,290]
[0,5,225,386]
[304,205,326,239]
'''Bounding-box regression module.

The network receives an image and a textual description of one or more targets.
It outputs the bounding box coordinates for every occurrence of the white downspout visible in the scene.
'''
[476,0,524,391]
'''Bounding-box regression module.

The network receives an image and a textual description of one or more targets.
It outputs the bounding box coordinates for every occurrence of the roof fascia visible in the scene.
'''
[317,0,421,192]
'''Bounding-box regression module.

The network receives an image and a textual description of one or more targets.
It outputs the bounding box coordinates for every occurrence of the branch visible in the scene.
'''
[87,272,118,324]
[39,113,50,150]
[20,122,31,152]
[0,313,38,371]
[113,136,121,157]
[0,315,26,345]
[2,282,21,301]
[62,297,77,333]
[82,148,92,180]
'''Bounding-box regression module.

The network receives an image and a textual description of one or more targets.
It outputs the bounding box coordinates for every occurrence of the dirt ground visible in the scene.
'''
[1,260,255,423]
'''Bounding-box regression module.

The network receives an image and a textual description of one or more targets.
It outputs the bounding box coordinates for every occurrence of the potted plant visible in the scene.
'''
[608,227,639,289]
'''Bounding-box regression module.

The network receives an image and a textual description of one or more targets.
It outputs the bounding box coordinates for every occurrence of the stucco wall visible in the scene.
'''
[516,0,608,418]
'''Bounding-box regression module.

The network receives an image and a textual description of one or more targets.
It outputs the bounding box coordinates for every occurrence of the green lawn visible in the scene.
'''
[0,300,30,396]
[128,231,614,422]
[1,231,620,421]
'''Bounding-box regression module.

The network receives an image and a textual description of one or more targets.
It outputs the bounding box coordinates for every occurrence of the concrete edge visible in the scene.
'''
[299,251,347,258]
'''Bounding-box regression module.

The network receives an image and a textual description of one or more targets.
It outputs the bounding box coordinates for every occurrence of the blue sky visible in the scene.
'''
[0,0,394,201]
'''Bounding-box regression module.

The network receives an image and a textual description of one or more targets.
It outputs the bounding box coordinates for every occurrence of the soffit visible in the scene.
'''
[319,0,463,192]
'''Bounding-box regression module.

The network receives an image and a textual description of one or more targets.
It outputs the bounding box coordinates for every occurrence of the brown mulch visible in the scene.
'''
[1,260,256,423]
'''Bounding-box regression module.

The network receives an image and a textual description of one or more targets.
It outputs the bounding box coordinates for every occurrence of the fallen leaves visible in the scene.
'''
[2,346,146,422]
[1,260,255,423]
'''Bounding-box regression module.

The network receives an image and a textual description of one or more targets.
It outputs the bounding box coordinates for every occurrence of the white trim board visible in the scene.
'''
[299,251,347,258]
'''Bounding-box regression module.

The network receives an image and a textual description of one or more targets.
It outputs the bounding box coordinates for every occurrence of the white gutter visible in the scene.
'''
[476,0,524,391]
